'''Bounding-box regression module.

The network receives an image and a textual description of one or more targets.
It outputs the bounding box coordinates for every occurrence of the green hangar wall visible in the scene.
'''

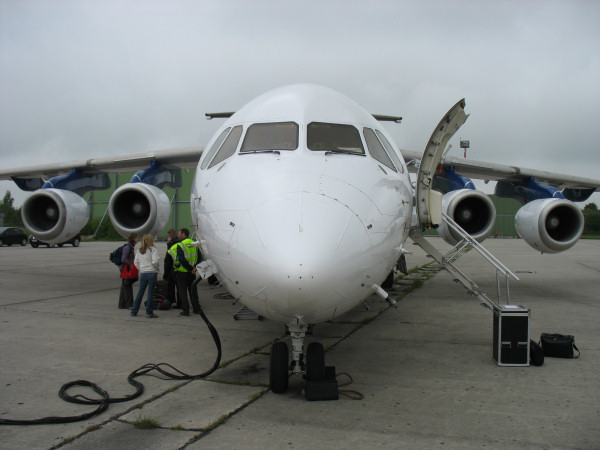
[85,169,195,239]
[491,195,521,237]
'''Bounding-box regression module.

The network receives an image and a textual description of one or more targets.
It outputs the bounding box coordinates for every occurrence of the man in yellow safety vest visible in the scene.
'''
[168,228,202,316]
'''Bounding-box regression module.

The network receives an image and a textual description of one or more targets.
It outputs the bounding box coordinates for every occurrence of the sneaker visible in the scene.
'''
[179,311,190,317]
[146,313,158,318]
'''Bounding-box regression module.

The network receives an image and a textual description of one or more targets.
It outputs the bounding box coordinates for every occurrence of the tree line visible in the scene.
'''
[583,203,600,236]
[2,190,600,238]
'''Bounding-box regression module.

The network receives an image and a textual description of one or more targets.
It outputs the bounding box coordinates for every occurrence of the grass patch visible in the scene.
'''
[409,279,425,290]
[163,384,182,394]
[204,413,229,431]
[248,388,269,402]
[133,414,161,429]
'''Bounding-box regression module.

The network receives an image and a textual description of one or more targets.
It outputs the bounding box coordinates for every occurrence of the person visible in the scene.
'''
[131,234,160,318]
[168,228,201,317]
[163,228,180,308]
[118,233,138,309]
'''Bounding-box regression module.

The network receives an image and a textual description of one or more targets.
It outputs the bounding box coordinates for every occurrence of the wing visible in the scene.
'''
[0,146,204,244]
[0,146,204,182]
[401,147,599,254]
[401,149,600,191]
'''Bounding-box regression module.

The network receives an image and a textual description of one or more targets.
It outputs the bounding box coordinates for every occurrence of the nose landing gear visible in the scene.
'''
[268,319,327,395]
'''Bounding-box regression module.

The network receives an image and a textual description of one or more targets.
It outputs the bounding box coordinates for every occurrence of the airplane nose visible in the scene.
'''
[228,192,372,321]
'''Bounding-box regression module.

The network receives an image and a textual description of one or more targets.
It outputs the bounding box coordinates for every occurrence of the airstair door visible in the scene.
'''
[415,99,469,228]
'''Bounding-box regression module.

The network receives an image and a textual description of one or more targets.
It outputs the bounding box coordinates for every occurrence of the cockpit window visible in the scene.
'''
[240,122,298,152]
[375,129,405,174]
[364,127,397,172]
[208,125,243,169]
[307,122,365,155]
[200,127,231,170]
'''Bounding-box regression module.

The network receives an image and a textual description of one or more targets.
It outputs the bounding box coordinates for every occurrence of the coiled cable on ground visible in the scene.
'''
[0,278,221,426]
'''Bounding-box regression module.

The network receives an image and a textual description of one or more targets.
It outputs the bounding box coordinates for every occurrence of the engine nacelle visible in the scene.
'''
[515,198,584,254]
[21,188,89,243]
[109,183,171,238]
[438,189,496,245]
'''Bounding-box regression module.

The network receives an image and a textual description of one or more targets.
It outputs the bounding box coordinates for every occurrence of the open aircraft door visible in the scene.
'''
[411,100,519,310]
[415,99,469,228]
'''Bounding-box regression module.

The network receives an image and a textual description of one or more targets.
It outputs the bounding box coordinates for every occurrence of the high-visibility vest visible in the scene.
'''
[168,238,199,272]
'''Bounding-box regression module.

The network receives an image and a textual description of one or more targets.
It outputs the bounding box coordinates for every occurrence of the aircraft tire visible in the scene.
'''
[305,342,325,381]
[381,270,394,289]
[269,341,289,393]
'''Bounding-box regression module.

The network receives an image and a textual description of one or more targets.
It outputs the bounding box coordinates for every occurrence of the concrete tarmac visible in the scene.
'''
[0,238,598,449]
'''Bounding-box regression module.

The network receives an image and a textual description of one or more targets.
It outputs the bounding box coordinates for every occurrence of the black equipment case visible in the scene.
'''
[493,305,530,366]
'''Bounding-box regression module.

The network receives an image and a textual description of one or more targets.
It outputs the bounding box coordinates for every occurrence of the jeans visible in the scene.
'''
[131,272,158,316]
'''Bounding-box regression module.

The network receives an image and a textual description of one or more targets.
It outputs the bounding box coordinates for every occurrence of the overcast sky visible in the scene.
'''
[1,0,599,207]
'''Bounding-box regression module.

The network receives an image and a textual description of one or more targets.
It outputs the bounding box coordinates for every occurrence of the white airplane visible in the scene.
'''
[2,84,599,394]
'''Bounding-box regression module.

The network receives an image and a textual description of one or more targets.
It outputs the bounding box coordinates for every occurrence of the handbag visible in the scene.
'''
[540,333,580,358]
[128,263,139,281]
[529,340,544,366]
[120,263,139,282]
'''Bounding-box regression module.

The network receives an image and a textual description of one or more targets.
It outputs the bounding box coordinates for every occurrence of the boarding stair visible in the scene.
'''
[410,97,519,309]
[409,212,519,309]
[233,305,263,320]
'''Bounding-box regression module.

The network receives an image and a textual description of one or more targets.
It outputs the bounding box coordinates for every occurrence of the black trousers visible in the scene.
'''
[118,279,135,309]
[166,270,179,307]
[175,271,200,314]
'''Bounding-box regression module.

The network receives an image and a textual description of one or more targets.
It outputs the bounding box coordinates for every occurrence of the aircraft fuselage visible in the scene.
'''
[191,85,412,323]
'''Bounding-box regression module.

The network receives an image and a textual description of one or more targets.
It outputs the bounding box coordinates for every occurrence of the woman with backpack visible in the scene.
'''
[118,233,138,309]
[131,234,160,318]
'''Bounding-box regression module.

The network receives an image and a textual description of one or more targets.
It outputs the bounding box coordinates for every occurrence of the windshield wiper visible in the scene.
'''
[324,149,365,156]
[239,150,281,155]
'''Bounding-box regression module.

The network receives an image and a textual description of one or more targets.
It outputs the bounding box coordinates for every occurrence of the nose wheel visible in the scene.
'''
[269,341,289,393]
[269,320,328,394]
[305,342,325,381]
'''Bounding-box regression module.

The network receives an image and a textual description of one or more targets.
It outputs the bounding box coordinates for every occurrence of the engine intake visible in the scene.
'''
[109,183,171,238]
[21,189,89,243]
[438,189,496,245]
[515,198,583,254]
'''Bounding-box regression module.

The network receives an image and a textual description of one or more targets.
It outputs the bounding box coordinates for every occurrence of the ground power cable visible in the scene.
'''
[336,372,364,400]
[0,278,221,426]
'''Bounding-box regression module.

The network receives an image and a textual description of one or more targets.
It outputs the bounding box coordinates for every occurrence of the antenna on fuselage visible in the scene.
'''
[205,112,235,120]
[372,114,402,123]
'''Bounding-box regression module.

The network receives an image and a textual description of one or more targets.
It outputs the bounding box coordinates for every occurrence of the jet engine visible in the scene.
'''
[21,188,89,244]
[437,189,496,245]
[109,183,171,238]
[515,198,584,254]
